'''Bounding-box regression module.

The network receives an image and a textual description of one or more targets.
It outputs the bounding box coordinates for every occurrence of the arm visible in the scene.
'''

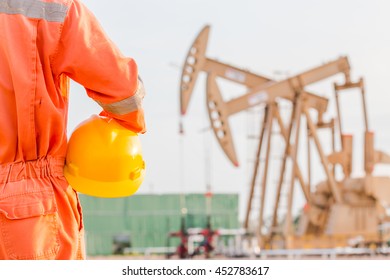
[52,0,145,133]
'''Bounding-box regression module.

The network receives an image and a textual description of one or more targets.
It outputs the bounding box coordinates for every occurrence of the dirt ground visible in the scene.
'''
[87,254,390,260]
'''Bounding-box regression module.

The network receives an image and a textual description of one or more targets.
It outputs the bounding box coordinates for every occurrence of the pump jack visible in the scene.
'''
[180,25,390,250]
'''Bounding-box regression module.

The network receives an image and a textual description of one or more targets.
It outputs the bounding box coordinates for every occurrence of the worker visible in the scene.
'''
[0,0,146,260]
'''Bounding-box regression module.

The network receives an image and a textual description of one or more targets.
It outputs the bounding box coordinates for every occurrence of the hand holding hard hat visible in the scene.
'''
[64,115,145,198]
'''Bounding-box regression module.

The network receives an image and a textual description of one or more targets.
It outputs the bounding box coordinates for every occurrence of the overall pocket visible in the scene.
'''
[0,187,60,260]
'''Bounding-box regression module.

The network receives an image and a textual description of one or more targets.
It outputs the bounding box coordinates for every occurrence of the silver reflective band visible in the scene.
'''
[0,0,68,22]
[97,79,145,115]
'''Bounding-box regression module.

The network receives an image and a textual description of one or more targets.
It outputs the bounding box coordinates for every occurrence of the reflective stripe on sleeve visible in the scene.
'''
[97,79,145,115]
[0,0,69,22]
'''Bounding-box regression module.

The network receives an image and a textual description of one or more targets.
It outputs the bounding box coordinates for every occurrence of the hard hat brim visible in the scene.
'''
[64,166,143,198]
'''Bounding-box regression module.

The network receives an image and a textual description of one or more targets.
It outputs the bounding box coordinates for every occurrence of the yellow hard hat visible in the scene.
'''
[64,115,145,198]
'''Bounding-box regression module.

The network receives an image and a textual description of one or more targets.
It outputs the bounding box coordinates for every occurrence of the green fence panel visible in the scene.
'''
[79,193,239,256]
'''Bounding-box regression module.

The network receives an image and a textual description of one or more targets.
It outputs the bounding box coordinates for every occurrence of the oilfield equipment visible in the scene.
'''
[179,25,390,251]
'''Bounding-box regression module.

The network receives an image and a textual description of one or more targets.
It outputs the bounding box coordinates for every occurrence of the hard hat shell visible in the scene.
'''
[64,115,145,198]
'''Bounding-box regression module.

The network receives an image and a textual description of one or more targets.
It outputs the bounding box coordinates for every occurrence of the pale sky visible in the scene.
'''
[68,0,390,221]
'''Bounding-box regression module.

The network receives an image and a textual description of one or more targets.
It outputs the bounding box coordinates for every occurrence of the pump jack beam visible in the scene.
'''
[180,25,331,166]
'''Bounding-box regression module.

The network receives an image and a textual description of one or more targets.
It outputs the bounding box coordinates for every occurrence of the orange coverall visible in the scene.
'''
[0,0,145,259]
